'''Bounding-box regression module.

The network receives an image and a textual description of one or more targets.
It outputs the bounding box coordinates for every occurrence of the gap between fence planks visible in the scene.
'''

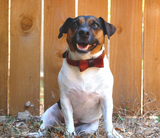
[0,0,8,115]
[10,0,41,115]
[44,0,75,110]
[110,0,142,115]
[144,0,160,115]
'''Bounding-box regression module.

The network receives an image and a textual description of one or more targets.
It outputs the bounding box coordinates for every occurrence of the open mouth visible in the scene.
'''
[76,42,98,52]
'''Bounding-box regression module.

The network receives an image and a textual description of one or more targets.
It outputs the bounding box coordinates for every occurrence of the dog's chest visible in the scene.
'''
[66,67,105,94]
[67,73,103,122]
[60,67,108,122]
[66,69,103,106]
[68,88,102,122]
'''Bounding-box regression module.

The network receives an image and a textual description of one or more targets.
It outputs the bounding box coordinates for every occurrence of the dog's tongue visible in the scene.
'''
[78,43,88,48]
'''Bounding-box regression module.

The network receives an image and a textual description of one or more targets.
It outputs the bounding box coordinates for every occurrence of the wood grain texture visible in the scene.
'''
[0,0,8,115]
[110,0,142,115]
[10,0,41,115]
[144,0,160,114]
[78,0,108,55]
[44,0,75,110]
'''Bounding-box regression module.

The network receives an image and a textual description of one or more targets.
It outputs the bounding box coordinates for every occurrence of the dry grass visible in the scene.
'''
[1,93,160,137]
[1,114,160,137]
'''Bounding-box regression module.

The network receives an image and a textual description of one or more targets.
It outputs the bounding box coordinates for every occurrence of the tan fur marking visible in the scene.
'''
[78,17,85,25]
[91,30,105,54]
[86,17,105,54]
[67,28,76,52]
[86,17,95,25]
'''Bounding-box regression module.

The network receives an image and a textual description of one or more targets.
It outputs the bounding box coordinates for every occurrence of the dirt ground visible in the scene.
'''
[1,96,160,138]
[1,111,160,138]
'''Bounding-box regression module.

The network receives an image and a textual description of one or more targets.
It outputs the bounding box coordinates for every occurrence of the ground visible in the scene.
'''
[0,111,160,138]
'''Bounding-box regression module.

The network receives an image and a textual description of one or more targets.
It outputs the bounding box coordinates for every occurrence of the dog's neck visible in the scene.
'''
[67,45,105,61]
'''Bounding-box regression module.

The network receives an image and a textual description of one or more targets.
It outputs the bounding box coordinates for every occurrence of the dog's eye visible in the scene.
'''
[92,23,99,28]
[72,22,78,27]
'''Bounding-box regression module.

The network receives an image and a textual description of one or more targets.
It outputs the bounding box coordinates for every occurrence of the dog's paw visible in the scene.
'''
[106,129,123,138]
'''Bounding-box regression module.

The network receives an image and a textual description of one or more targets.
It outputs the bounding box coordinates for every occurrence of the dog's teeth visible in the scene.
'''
[77,44,91,51]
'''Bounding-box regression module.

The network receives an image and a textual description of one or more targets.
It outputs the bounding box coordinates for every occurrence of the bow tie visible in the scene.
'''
[62,51,105,72]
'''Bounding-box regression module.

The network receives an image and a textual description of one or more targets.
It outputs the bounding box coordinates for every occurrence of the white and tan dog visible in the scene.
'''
[27,16,122,138]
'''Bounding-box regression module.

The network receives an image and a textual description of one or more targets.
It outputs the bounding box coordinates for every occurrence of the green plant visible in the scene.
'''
[6,114,14,123]
[125,107,130,110]
[116,115,125,121]
[158,115,160,123]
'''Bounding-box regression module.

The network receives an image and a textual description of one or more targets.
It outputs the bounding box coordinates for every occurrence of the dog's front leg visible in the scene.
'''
[101,91,123,138]
[60,95,75,136]
[101,92,113,133]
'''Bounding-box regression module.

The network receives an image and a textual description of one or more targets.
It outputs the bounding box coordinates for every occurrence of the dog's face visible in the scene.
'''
[58,16,116,54]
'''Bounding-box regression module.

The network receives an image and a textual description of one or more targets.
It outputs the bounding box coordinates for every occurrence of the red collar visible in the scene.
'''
[63,51,105,72]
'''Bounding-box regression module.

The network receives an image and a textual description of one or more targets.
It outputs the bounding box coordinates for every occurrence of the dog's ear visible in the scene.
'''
[58,17,73,39]
[99,17,116,39]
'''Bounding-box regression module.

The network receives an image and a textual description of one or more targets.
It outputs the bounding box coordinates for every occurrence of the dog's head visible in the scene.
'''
[58,15,116,54]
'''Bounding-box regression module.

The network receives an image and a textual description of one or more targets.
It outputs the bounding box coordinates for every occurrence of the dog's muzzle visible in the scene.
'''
[72,28,99,53]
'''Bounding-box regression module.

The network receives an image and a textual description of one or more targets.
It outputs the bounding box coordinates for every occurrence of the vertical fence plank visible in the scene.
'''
[44,0,75,110]
[0,0,8,115]
[78,0,108,17]
[10,0,41,115]
[144,0,160,114]
[110,0,142,115]
[78,0,108,55]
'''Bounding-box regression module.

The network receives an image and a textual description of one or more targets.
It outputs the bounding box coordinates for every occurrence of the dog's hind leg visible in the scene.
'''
[25,103,64,137]
[40,103,64,130]
[75,120,99,136]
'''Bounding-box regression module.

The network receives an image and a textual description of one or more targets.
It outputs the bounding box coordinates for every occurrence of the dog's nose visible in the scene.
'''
[78,29,90,38]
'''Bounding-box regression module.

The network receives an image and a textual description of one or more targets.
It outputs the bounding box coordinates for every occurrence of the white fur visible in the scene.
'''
[25,45,123,138]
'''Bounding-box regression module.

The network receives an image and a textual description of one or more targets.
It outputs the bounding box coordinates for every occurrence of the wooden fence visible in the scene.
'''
[0,0,160,116]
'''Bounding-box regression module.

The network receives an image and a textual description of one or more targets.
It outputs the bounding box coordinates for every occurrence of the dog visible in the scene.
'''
[26,15,123,138]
